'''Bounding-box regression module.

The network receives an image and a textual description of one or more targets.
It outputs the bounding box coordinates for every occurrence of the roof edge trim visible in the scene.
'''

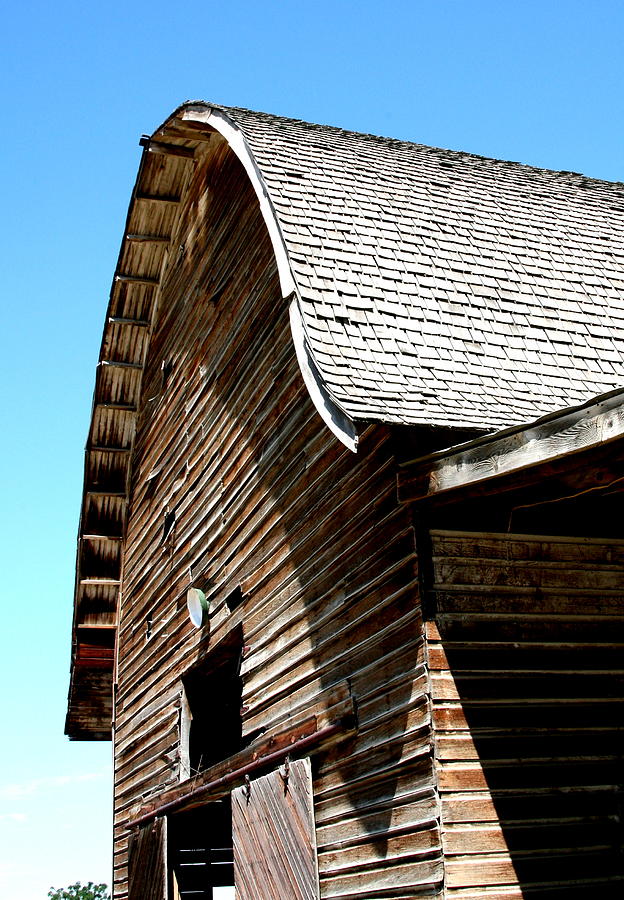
[398,386,624,503]
[179,104,295,296]
[178,103,359,451]
[289,299,359,452]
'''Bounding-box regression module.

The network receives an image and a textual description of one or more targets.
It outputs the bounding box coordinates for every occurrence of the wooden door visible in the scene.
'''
[232,758,320,900]
[128,817,168,900]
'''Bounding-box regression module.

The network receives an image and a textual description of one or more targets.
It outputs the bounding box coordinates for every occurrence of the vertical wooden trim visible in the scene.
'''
[414,513,436,621]
[178,687,191,783]
[414,517,444,896]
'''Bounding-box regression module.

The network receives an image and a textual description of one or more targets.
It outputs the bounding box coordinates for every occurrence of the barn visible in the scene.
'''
[66,102,624,898]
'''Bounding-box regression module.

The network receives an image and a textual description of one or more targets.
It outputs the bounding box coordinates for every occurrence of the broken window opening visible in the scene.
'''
[161,358,173,391]
[163,509,176,543]
[182,625,244,777]
[225,585,243,614]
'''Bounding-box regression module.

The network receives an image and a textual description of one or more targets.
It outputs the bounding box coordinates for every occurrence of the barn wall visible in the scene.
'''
[114,145,441,897]
[428,529,624,898]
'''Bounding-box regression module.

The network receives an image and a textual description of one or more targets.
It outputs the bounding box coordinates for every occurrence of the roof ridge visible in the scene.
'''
[184,100,624,192]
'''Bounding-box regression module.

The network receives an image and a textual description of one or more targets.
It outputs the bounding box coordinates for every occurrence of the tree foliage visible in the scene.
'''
[48,882,110,900]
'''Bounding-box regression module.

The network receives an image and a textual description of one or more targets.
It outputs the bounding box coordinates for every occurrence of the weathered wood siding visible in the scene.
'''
[114,144,440,897]
[429,530,624,898]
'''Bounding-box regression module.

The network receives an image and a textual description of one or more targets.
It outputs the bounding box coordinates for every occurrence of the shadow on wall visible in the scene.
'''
[433,534,624,897]
[159,141,442,893]
[248,412,440,889]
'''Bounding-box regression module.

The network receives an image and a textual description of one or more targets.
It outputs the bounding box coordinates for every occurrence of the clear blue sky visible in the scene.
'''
[1,1,622,897]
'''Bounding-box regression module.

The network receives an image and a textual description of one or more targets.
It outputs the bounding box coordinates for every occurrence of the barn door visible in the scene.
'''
[428,530,624,898]
[232,757,320,900]
[128,816,168,900]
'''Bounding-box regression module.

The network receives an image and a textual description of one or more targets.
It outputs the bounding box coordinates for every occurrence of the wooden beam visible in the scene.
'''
[99,360,143,370]
[85,489,127,497]
[399,390,624,503]
[79,578,121,586]
[128,709,356,828]
[114,274,160,286]
[87,445,132,454]
[135,191,181,204]
[159,123,215,143]
[81,534,124,541]
[139,137,195,159]
[108,316,150,327]
[125,233,171,243]
[77,623,117,630]
[95,401,137,411]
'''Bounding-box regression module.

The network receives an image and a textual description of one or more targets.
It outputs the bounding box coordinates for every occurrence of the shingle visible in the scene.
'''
[210,103,624,431]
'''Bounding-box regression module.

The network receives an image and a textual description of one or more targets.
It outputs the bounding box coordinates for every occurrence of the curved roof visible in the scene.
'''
[196,102,624,435]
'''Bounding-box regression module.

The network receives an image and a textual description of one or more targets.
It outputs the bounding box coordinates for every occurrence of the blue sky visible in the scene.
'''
[1,1,623,897]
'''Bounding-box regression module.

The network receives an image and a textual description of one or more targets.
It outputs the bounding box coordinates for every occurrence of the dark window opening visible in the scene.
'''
[225,586,243,614]
[168,803,234,899]
[183,626,244,775]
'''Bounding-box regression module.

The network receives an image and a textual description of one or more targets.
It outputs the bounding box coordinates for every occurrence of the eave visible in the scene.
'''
[398,388,624,505]
[66,126,200,739]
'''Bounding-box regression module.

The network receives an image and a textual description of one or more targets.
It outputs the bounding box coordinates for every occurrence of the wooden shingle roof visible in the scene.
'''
[206,103,624,433]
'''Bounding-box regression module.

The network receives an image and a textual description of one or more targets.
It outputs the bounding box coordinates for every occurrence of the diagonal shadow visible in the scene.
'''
[434,596,624,897]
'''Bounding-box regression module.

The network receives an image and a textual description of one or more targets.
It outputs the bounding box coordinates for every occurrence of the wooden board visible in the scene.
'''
[127,817,167,900]
[232,758,319,899]
[429,530,624,897]
[398,393,624,503]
